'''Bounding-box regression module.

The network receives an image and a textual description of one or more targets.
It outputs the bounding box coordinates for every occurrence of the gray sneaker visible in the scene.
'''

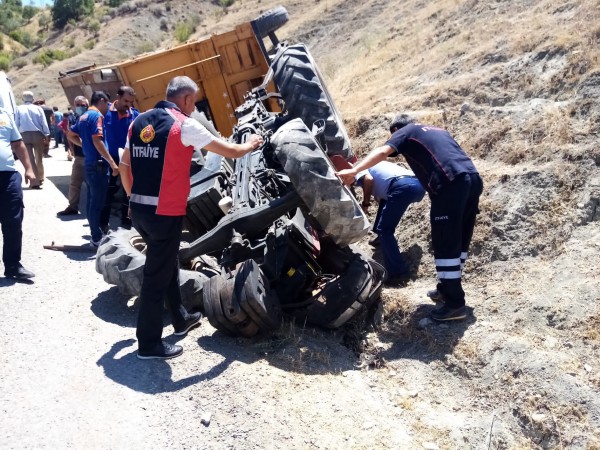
[430,305,467,321]
[427,288,445,303]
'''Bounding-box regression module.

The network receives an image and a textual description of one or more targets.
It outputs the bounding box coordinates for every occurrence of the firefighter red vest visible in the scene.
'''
[129,101,194,216]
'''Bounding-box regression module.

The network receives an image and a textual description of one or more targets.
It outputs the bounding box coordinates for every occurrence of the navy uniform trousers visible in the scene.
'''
[131,210,190,350]
[0,171,24,270]
[429,172,484,308]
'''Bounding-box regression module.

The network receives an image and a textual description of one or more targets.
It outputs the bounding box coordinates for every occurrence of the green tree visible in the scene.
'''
[22,5,37,22]
[52,0,93,28]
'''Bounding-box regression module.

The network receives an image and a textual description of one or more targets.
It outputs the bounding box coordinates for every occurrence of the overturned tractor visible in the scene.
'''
[95,9,385,337]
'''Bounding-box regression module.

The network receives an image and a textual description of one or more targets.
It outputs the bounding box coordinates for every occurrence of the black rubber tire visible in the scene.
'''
[271,44,353,160]
[252,6,289,38]
[202,260,280,337]
[271,119,369,246]
[95,229,209,312]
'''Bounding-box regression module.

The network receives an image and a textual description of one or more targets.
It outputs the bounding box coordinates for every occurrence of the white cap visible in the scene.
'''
[22,91,34,102]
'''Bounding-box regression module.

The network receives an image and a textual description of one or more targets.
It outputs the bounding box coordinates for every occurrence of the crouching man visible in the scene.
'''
[355,161,425,285]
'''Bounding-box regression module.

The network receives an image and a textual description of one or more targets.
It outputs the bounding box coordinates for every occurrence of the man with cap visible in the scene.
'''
[14,91,49,188]
[33,98,54,157]
[355,161,425,284]
[336,114,483,321]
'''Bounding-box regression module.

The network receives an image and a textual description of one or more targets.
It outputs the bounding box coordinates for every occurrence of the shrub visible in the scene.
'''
[64,36,75,48]
[9,30,33,48]
[11,57,26,69]
[83,39,95,50]
[87,19,101,33]
[174,21,193,42]
[149,4,163,18]
[136,41,154,54]
[0,55,10,71]
[38,14,51,31]
[217,0,235,6]
[33,48,68,67]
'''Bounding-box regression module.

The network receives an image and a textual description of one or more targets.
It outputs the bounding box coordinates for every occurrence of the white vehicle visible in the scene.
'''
[0,71,17,119]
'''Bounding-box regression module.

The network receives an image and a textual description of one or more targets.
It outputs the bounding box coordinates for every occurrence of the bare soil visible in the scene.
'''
[2,0,600,448]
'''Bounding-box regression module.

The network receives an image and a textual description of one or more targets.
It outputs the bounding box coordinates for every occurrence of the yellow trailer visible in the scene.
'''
[58,7,288,136]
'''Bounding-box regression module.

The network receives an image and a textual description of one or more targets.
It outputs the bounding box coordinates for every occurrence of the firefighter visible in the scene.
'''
[336,114,483,321]
[119,76,263,359]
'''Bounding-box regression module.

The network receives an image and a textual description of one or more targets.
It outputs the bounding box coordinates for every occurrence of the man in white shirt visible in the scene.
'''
[356,161,425,284]
[14,91,49,188]
[0,107,37,279]
[119,76,263,360]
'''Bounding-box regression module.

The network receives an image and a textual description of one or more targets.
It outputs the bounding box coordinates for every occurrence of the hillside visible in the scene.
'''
[5,0,600,448]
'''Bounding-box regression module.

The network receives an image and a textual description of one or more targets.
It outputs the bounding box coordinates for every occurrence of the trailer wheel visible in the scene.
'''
[252,6,289,38]
[272,44,353,161]
[95,229,210,312]
[271,119,369,246]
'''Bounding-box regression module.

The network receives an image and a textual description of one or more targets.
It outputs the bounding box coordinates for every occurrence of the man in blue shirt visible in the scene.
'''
[67,91,118,246]
[0,107,37,279]
[355,161,425,284]
[337,114,483,322]
[52,106,63,148]
[102,86,139,230]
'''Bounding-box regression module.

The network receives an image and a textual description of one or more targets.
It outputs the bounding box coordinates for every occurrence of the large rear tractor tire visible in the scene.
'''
[272,44,353,161]
[95,229,211,312]
[271,119,369,246]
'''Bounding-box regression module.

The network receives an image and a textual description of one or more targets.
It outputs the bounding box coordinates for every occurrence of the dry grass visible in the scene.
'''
[580,312,600,342]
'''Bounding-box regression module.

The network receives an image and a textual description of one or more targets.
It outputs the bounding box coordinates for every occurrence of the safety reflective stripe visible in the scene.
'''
[437,270,462,279]
[434,258,461,266]
[130,193,159,206]
[435,257,462,279]
[460,252,468,270]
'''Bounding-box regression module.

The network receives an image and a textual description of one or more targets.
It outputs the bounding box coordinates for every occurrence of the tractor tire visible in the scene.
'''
[95,229,209,312]
[283,245,386,329]
[202,260,281,337]
[252,6,289,38]
[272,43,353,161]
[271,119,369,246]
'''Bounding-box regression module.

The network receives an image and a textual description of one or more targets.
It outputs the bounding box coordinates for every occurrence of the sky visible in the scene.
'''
[27,0,53,7]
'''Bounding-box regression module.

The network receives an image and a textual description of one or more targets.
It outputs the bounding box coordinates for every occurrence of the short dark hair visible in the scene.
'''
[118,86,136,97]
[90,91,110,106]
[389,114,415,133]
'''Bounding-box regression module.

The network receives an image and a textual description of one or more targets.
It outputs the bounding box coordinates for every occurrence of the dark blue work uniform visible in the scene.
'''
[70,106,109,243]
[101,102,139,229]
[386,124,483,308]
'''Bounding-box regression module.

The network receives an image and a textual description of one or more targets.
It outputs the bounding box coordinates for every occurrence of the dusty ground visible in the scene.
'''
[1,149,598,449]
[2,0,600,448]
